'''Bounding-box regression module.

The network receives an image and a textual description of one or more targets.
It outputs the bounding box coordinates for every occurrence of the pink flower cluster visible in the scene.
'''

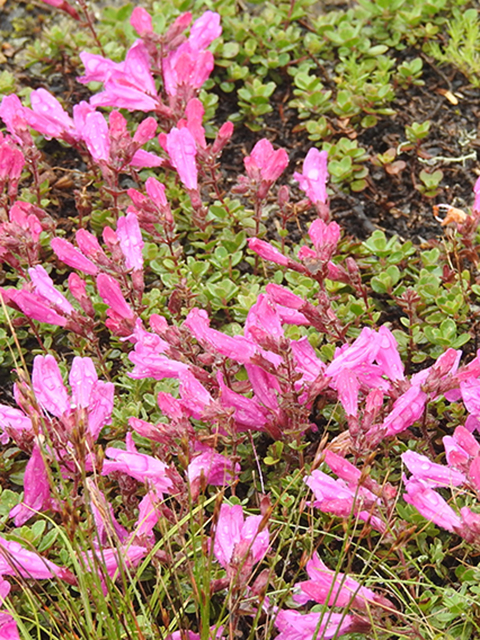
[1,210,146,337]
[79,10,221,114]
[0,201,50,272]
[249,214,352,287]
[403,425,480,541]
[0,354,113,478]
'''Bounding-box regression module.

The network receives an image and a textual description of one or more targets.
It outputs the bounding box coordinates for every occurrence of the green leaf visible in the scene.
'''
[222,42,240,58]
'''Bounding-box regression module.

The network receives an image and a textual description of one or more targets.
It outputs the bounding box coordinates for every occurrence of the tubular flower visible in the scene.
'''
[213,503,269,580]
[165,127,198,190]
[274,609,370,640]
[102,434,174,496]
[293,148,329,205]
[163,11,221,100]
[305,469,387,532]
[294,551,395,611]
[9,445,53,526]
[244,138,289,198]
[81,110,162,173]
[86,41,161,113]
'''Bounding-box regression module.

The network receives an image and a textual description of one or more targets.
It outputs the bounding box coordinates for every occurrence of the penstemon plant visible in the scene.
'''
[0,2,480,640]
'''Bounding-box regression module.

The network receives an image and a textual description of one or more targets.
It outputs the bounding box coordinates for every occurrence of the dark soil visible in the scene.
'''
[222,56,480,244]
[2,2,480,247]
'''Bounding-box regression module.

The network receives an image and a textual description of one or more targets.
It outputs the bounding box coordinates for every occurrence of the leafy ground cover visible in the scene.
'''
[0,0,480,639]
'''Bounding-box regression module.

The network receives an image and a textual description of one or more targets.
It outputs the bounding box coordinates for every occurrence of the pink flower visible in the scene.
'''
[247,238,289,266]
[217,372,270,432]
[376,326,405,382]
[32,354,70,418]
[293,148,329,205]
[82,111,109,162]
[182,98,207,148]
[167,627,225,640]
[213,504,269,580]
[0,405,32,444]
[244,139,289,195]
[382,385,427,437]
[0,135,24,200]
[333,368,360,416]
[102,435,174,495]
[0,200,43,268]
[0,95,32,146]
[89,41,159,112]
[81,109,162,171]
[324,451,395,503]
[40,0,80,20]
[116,213,144,271]
[31,354,114,440]
[460,378,480,415]
[444,426,480,470]
[290,337,325,382]
[0,536,74,582]
[402,450,466,488]
[187,447,240,496]
[76,229,109,264]
[96,273,136,336]
[294,551,394,611]
[403,479,462,532]
[130,7,153,36]
[474,176,480,213]
[245,364,282,413]
[326,328,380,378]
[177,369,213,419]
[133,492,159,541]
[274,610,369,640]
[145,177,168,206]
[165,127,198,190]
[9,445,52,526]
[0,611,20,640]
[8,202,42,243]
[29,265,74,315]
[69,356,114,440]
[84,544,147,589]
[162,11,221,98]
[325,326,403,418]
[188,11,222,50]
[184,308,257,364]
[51,237,99,275]
[128,346,189,380]
[127,177,175,236]
[86,479,129,546]
[133,117,158,145]
[307,219,340,261]
[460,505,480,542]
[265,284,309,318]
[305,469,386,532]
[68,273,94,316]
[163,47,214,99]
[23,89,79,143]
[211,121,234,156]
[78,52,124,85]
[0,355,112,447]
[5,289,68,327]
[267,282,307,307]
